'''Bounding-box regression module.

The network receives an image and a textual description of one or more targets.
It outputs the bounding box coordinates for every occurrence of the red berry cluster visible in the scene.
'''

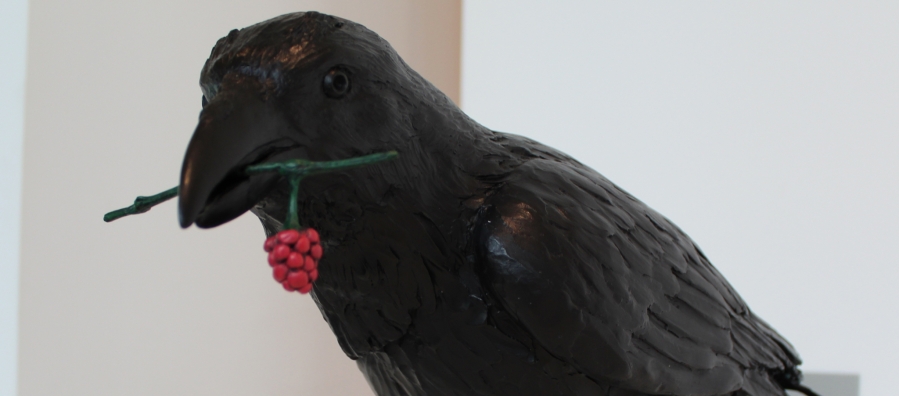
[264,228,322,294]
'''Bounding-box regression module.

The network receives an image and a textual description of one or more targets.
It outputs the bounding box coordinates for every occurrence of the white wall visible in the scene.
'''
[462,2,896,395]
[0,0,29,395]
[17,2,459,395]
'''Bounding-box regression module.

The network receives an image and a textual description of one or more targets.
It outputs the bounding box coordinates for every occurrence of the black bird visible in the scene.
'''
[177,12,818,396]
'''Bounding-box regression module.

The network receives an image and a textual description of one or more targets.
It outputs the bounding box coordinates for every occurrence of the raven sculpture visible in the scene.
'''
[177,12,817,396]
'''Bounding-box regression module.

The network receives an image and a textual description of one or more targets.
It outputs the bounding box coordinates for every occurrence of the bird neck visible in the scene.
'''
[395,101,498,209]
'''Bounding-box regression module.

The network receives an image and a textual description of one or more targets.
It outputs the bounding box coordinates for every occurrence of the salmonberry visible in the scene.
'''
[263,228,322,294]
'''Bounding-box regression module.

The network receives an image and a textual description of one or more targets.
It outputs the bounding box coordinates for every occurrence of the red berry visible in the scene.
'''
[286,252,303,269]
[272,244,290,262]
[287,271,309,289]
[278,229,300,245]
[304,255,316,271]
[264,236,277,252]
[310,244,323,260]
[295,236,310,253]
[272,265,288,282]
[306,228,320,244]
[263,227,324,293]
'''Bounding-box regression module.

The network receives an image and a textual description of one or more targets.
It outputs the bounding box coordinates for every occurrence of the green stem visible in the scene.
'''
[247,151,397,230]
[285,176,302,230]
[103,186,178,222]
[245,151,398,177]
[103,151,398,224]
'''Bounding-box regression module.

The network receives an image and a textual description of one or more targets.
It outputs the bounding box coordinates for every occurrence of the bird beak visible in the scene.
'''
[178,79,302,229]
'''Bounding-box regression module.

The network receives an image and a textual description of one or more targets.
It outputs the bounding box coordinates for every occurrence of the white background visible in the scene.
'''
[0,1,28,395]
[462,2,897,395]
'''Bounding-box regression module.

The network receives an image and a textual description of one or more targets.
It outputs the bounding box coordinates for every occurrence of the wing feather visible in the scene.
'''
[475,153,799,395]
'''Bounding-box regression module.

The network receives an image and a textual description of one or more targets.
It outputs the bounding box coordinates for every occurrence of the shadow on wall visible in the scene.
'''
[787,373,859,396]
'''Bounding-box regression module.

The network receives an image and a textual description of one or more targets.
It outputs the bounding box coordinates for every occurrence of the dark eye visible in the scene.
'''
[202,95,208,108]
[322,69,350,98]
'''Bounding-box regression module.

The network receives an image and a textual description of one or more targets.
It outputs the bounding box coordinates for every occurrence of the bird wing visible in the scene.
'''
[474,147,800,395]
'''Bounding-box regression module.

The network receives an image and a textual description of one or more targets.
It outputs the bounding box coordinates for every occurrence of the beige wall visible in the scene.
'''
[18,1,459,395]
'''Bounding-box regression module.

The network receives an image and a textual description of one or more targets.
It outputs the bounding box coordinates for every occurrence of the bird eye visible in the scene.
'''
[202,95,208,108]
[322,69,350,98]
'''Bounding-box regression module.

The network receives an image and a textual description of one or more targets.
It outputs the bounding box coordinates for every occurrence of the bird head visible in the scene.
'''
[178,12,430,229]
